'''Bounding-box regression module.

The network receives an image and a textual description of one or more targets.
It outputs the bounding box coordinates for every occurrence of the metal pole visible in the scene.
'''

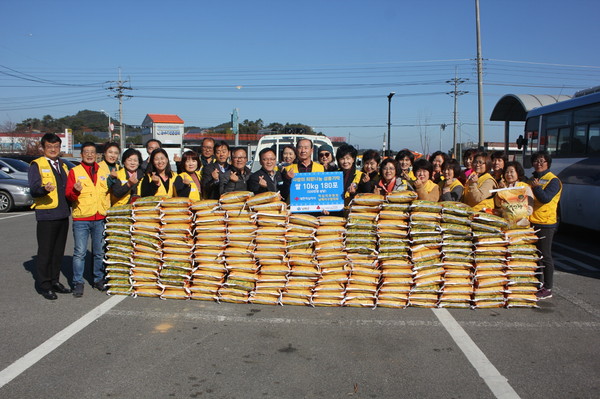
[387,92,395,156]
[475,0,485,147]
[504,121,510,157]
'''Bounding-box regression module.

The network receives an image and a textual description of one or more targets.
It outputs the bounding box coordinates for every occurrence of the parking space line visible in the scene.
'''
[555,255,597,272]
[432,309,521,399]
[554,259,578,272]
[0,295,126,389]
[0,213,32,221]
[554,242,600,262]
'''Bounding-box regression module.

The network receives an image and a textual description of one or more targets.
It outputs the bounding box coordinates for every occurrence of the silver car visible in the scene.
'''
[0,170,33,212]
[0,158,30,180]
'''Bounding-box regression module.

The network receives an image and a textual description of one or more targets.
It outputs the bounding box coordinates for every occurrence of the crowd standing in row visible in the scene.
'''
[28,134,561,301]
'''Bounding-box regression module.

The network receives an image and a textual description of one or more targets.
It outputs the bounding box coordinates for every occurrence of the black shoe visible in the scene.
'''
[93,280,107,292]
[73,282,84,298]
[52,282,72,294]
[41,289,58,300]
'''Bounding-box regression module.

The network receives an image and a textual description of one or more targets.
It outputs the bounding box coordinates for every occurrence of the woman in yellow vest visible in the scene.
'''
[463,152,498,210]
[335,144,362,208]
[98,142,121,175]
[412,158,440,201]
[139,148,175,197]
[439,159,464,202]
[173,150,202,201]
[429,151,449,184]
[395,149,417,190]
[529,151,562,300]
[110,148,144,206]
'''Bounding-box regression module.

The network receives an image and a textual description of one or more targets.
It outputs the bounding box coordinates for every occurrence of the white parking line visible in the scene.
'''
[554,259,578,272]
[0,213,32,221]
[433,309,521,399]
[555,254,597,272]
[554,242,600,262]
[0,295,125,389]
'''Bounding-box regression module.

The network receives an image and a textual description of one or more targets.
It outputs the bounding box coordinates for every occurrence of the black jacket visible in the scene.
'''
[248,168,284,195]
[201,162,231,199]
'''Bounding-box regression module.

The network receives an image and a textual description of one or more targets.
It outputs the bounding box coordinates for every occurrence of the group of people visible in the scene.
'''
[29,133,561,301]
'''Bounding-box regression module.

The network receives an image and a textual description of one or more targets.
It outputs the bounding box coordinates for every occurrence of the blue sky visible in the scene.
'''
[1,0,599,153]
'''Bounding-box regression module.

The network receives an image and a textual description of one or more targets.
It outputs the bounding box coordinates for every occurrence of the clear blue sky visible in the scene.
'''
[1,0,599,153]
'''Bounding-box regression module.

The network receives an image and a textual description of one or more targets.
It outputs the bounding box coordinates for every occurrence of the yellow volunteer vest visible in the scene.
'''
[111,168,141,206]
[178,171,202,201]
[31,157,69,210]
[530,171,562,225]
[344,170,363,199]
[284,162,325,175]
[465,173,497,210]
[153,173,175,197]
[71,164,110,218]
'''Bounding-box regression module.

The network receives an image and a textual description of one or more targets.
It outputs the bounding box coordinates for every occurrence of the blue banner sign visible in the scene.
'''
[289,172,344,213]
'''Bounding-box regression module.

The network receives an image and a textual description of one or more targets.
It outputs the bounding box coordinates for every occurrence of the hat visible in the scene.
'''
[318,144,334,155]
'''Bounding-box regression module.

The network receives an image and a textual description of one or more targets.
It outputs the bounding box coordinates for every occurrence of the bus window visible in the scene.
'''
[589,124,600,154]
[544,128,558,155]
[573,125,587,155]
[575,104,600,124]
[557,127,572,156]
[546,111,571,129]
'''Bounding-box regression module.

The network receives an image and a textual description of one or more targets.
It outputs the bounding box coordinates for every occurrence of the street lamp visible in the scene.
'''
[387,92,395,157]
[100,110,113,141]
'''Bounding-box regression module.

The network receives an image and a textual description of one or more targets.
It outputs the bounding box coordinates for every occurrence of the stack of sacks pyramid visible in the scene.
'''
[104,204,134,295]
[189,199,226,301]
[247,192,288,305]
[471,212,510,309]
[130,196,164,298]
[376,190,417,308]
[159,197,194,300]
[438,201,475,308]
[407,200,444,308]
[312,215,348,307]
[282,213,319,306]
[505,228,542,308]
[344,193,384,308]
[217,191,257,304]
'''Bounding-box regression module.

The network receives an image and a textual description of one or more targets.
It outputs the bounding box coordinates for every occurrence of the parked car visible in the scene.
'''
[0,157,30,180]
[0,170,34,212]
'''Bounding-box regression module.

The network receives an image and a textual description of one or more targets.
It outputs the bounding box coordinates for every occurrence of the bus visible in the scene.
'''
[521,86,600,231]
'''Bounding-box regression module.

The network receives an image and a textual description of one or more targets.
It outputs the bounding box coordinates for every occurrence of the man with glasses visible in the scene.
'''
[28,133,71,300]
[529,151,562,300]
[200,137,216,167]
[248,148,283,194]
[221,147,251,193]
[201,141,231,199]
[317,144,338,171]
[281,138,325,202]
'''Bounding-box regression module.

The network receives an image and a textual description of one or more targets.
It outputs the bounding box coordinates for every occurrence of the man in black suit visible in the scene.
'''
[248,147,283,194]
[28,133,72,300]
[200,141,231,199]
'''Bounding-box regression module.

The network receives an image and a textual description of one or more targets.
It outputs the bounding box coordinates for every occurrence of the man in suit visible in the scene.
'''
[28,133,71,300]
[200,140,231,199]
[248,147,283,194]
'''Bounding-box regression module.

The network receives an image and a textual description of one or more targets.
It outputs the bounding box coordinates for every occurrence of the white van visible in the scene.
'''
[250,134,334,172]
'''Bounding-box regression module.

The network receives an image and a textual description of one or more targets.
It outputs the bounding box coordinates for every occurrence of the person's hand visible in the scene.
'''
[468,172,479,184]
[374,187,382,195]
[182,177,193,186]
[151,172,161,186]
[530,178,541,188]
[211,168,219,180]
[110,170,118,178]
[127,174,138,186]
[361,173,370,183]
[173,154,181,162]
[73,180,83,192]
[286,168,295,179]
[498,180,507,188]
[44,182,55,192]
[258,175,267,188]
[229,171,239,182]
[348,183,357,194]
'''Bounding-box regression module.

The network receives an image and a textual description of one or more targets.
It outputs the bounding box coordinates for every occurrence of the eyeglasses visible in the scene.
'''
[533,159,547,164]
[232,156,247,160]
[319,153,331,158]
[473,160,485,165]
[382,167,396,172]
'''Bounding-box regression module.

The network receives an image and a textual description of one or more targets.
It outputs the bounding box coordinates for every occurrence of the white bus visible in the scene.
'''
[521,86,600,231]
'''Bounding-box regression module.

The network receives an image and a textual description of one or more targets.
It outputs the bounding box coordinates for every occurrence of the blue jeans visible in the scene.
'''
[72,219,105,285]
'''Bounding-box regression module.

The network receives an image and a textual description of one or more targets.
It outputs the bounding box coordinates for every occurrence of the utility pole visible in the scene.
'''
[446,72,468,159]
[475,0,485,147]
[107,68,132,150]
[387,92,395,156]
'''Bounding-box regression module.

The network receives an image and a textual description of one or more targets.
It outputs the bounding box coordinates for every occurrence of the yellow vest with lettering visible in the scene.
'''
[466,173,497,211]
[284,162,325,175]
[530,171,562,225]
[178,171,202,201]
[31,157,69,210]
[111,168,141,206]
[71,164,110,218]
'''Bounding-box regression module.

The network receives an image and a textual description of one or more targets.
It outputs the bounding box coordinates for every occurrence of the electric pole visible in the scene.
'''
[475,0,485,147]
[107,68,132,150]
[446,73,468,159]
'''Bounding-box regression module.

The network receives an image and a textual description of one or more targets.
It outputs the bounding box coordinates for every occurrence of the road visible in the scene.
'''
[0,211,598,399]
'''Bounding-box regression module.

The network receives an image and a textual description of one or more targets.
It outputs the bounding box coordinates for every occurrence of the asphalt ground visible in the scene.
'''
[0,211,598,399]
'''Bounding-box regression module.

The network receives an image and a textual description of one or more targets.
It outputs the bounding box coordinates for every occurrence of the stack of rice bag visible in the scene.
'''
[376,191,416,308]
[471,212,510,309]
[247,192,288,305]
[159,197,194,300]
[104,204,134,295]
[312,216,348,307]
[344,194,384,307]
[130,196,164,298]
[218,191,256,304]
[407,200,444,308]
[504,228,541,308]
[282,213,319,306]
[438,201,474,308]
[189,199,226,301]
